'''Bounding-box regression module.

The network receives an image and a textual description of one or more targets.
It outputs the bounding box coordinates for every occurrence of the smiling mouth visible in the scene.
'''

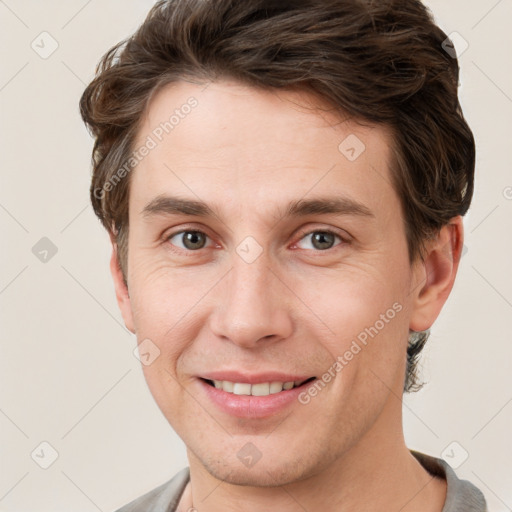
[201,377,316,396]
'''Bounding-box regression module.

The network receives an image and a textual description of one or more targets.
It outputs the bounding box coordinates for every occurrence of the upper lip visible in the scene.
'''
[200,371,314,385]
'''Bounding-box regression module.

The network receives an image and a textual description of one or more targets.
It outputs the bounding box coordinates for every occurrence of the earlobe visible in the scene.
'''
[409,216,464,332]
[109,237,136,334]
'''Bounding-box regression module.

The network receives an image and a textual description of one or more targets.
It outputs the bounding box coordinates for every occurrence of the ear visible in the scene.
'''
[109,233,135,334]
[409,216,464,332]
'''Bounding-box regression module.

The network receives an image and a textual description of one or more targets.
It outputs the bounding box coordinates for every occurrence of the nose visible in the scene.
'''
[209,254,293,348]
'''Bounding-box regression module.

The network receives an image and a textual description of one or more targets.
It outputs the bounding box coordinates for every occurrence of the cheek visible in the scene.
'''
[128,258,220,375]
[298,266,410,386]
[296,259,407,332]
[129,252,205,326]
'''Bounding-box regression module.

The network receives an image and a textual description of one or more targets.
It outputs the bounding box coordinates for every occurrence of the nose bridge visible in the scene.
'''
[231,252,273,306]
[210,249,292,347]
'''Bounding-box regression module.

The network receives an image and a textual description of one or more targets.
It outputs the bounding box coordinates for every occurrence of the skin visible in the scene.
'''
[111,80,464,511]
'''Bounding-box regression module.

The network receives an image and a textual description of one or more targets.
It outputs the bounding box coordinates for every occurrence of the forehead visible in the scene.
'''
[130,80,397,220]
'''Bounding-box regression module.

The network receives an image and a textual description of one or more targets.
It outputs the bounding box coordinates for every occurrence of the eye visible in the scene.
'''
[167,230,212,251]
[165,228,345,253]
[295,230,344,251]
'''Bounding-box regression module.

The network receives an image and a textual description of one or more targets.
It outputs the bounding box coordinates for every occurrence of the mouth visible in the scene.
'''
[200,377,316,397]
[198,374,320,418]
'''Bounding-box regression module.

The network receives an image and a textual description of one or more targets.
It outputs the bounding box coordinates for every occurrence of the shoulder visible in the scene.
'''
[112,467,190,512]
[410,450,488,512]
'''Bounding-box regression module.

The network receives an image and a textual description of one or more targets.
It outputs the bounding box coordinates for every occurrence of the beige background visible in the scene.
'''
[1,0,511,510]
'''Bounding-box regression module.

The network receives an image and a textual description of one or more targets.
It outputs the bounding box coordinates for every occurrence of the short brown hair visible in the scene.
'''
[80,0,475,393]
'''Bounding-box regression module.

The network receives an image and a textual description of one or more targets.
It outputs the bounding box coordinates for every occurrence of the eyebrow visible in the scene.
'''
[141,195,374,220]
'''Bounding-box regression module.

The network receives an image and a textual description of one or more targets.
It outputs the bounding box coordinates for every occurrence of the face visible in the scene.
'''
[115,80,432,486]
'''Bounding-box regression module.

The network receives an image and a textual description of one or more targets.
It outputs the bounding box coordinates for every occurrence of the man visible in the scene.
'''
[80,0,488,510]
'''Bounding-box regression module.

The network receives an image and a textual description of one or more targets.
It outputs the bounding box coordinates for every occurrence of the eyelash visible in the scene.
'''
[164,227,348,254]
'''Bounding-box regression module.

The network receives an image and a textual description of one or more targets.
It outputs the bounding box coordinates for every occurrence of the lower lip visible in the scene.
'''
[198,379,316,418]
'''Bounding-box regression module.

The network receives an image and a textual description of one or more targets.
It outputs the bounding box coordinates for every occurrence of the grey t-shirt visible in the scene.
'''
[113,450,487,512]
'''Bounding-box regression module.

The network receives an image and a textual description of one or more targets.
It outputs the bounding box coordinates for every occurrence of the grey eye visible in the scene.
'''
[297,231,341,251]
[169,231,208,250]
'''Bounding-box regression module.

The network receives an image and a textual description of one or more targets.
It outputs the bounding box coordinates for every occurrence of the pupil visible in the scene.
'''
[313,232,334,250]
[184,231,205,249]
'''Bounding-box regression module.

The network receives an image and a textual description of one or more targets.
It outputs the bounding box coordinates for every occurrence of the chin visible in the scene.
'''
[206,466,302,488]
[199,451,321,487]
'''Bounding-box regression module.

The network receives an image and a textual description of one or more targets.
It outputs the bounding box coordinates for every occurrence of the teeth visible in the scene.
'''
[269,381,284,394]
[233,383,252,395]
[251,383,270,396]
[222,381,234,392]
[209,380,306,396]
